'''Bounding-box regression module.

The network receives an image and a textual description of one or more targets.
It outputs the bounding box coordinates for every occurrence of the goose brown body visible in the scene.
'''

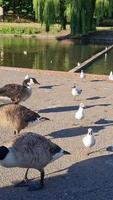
[0,84,31,104]
[0,104,49,134]
[0,77,39,104]
[0,132,70,190]
[3,132,61,169]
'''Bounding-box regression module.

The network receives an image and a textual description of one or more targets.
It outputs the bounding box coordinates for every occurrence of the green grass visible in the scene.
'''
[0,22,112,36]
[0,23,70,35]
[96,26,113,31]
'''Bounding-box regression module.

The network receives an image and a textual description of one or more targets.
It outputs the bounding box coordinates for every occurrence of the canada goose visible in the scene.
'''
[0,75,40,104]
[0,132,70,190]
[82,128,96,148]
[0,103,50,134]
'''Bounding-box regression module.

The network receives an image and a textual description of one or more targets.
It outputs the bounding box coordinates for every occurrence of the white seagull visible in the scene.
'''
[82,128,95,148]
[109,71,113,80]
[77,62,80,67]
[75,103,84,120]
[71,84,82,99]
[80,70,85,79]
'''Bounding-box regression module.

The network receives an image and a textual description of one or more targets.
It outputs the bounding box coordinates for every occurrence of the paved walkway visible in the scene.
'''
[0,67,113,200]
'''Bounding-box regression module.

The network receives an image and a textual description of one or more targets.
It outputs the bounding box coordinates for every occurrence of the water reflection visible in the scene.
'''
[85,49,113,75]
[0,37,104,72]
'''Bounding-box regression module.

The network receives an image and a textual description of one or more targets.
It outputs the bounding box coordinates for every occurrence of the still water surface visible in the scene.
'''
[85,49,113,75]
[0,37,106,73]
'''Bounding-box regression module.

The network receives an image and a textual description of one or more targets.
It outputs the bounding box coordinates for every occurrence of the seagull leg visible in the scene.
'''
[14,168,30,187]
[28,169,45,191]
[14,130,17,135]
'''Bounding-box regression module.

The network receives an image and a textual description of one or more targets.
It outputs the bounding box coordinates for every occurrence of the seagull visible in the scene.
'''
[71,84,82,100]
[82,128,96,148]
[75,103,84,120]
[80,70,85,79]
[109,71,113,80]
[77,62,80,67]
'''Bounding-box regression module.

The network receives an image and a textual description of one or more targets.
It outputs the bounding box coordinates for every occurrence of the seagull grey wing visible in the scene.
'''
[76,88,82,94]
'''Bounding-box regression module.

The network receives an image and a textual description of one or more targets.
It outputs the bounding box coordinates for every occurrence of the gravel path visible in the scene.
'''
[0,67,113,200]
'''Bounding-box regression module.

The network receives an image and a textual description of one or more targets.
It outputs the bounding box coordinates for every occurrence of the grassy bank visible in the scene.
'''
[0,23,113,39]
[0,23,70,36]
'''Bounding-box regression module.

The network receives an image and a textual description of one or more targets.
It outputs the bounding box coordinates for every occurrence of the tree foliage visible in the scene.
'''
[33,0,60,31]
[2,0,113,35]
[3,0,35,20]
[70,0,96,35]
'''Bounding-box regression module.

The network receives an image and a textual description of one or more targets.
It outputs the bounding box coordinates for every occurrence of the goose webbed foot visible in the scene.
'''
[13,178,29,187]
[13,168,29,187]
[28,184,44,191]
[28,169,45,191]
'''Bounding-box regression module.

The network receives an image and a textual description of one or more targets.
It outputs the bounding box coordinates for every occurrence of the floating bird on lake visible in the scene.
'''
[0,74,40,104]
[23,51,27,55]
[80,70,85,79]
[75,103,84,120]
[71,84,82,100]
[0,132,70,190]
[82,128,95,148]
[109,71,113,80]
[0,103,50,134]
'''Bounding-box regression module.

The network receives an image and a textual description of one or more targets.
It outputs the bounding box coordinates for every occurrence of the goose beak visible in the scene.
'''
[36,80,40,85]
[39,117,50,121]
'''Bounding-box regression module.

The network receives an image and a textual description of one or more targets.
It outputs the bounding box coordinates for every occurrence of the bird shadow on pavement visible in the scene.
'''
[39,105,78,113]
[90,79,106,82]
[38,103,111,113]
[86,96,105,100]
[1,154,113,200]
[46,125,106,139]
[85,103,111,109]
[95,118,113,126]
[39,84,61,89]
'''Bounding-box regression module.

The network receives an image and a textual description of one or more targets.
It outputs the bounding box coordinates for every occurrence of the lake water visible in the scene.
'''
[0,36,106,73]
[84,49,113,75]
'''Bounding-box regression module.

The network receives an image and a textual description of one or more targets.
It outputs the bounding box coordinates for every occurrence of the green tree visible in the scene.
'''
[33,0,68,31]
[70,0,96,35]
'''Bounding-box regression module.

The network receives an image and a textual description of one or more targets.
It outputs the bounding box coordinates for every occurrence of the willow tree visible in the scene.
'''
[95,0,113,25]
[95,0,109,25]
[108,0,113,18]
[33,0,68,31]
[59,0,67,30]
[70,0,96,35]
[33,0,60,32]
